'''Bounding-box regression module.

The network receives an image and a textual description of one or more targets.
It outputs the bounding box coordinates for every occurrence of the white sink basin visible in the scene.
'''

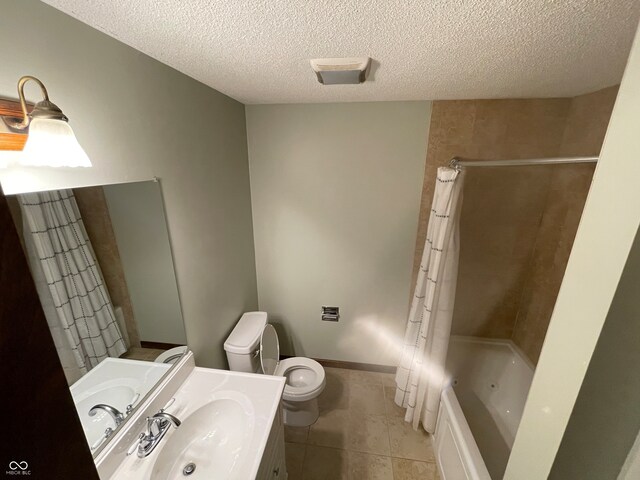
[107,367,285,480]
[71,358,171,449]
[75,378,139,447]
[151,395,255,479]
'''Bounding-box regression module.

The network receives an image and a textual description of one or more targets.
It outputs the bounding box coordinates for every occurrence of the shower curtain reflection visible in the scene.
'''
[19,189,126,384]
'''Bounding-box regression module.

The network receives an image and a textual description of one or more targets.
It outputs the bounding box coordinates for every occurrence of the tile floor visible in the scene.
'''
[284,367,441,480]
[120,347,166,362]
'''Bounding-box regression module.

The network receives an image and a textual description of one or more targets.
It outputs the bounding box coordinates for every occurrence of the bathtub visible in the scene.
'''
[433,336,534,480]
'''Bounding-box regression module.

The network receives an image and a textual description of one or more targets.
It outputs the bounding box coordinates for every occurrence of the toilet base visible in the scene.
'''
[282,397,319,427]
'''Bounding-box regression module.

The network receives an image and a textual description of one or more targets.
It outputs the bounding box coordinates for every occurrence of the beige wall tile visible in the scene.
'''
[428,101,477,146]
[559,86,619,156]
[414,97,570,339]
[471,100,511,145]
[412,88,617,365]
[74,186,140,347]
[452,163,553,338]
[504,98,571,147]
[512,87,617,363]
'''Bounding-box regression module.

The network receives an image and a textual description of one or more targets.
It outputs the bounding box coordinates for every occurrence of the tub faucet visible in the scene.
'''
[88,404,125,426]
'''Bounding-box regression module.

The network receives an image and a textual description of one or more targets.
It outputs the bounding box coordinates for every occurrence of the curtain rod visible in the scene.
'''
[449,156,598,169]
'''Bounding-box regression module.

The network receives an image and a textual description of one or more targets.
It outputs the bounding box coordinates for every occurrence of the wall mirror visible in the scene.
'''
[6,179,187,456]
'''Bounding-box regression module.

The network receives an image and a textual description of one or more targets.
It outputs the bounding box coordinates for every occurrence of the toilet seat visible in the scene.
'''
[154,346,188,364]
[260,325,326,402]
[276,357,326,402]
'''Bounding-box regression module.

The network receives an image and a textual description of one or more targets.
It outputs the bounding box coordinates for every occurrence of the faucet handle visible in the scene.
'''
[160,397,175,412]
[126,393,141,414]
[90,427,113,451]
[152,411,182,428]
[126,433,146,456]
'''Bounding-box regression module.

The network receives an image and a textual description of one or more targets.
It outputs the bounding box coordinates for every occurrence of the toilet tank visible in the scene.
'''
[224,311,268,372]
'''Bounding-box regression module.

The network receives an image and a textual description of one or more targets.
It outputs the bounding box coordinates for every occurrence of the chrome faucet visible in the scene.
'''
[135,411,181,458]
[88,404,125,426]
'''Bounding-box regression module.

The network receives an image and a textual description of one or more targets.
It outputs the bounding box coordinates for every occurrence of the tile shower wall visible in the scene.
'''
[412,87,617,364]
[413,98,573,339]
[512,86,618,363]
[74,186,140,348]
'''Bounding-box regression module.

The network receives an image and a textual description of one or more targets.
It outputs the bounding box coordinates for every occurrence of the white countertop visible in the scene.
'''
[108,367,285,479]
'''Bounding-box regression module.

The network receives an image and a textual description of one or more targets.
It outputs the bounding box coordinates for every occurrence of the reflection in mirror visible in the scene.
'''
[7,180,187,455]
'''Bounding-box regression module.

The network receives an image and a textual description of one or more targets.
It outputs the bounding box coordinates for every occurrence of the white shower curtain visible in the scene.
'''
[19,190,126,383]
[395,167,465,432]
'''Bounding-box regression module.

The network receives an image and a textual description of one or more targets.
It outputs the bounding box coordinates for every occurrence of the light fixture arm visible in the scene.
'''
[0,74,92,168]
[16,76,49,127]
[6,75,68,130]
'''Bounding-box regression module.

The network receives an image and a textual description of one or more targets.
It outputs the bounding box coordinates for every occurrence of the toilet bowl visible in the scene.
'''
[224,312,325,427]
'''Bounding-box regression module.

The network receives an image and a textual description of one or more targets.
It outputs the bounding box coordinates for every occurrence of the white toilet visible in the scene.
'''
[224,311,326,427]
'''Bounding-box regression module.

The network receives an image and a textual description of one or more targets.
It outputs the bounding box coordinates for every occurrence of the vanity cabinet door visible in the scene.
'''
[257,406,288,479]
[269,430,286,479]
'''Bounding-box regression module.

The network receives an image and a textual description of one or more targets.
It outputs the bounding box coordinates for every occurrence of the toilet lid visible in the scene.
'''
[260,324,280,376]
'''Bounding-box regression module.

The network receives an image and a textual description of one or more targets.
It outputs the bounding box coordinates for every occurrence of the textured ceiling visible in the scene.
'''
[43,0,640,104]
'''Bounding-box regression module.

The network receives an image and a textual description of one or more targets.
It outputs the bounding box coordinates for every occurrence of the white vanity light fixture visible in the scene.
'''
[310,57,371,85]
[2,76,91,167]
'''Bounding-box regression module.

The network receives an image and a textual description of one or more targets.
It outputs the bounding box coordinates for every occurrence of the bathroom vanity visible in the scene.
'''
[97,352,287,479]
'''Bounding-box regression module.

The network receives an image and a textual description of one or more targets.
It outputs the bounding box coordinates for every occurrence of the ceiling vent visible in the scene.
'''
[310,57,371,85]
